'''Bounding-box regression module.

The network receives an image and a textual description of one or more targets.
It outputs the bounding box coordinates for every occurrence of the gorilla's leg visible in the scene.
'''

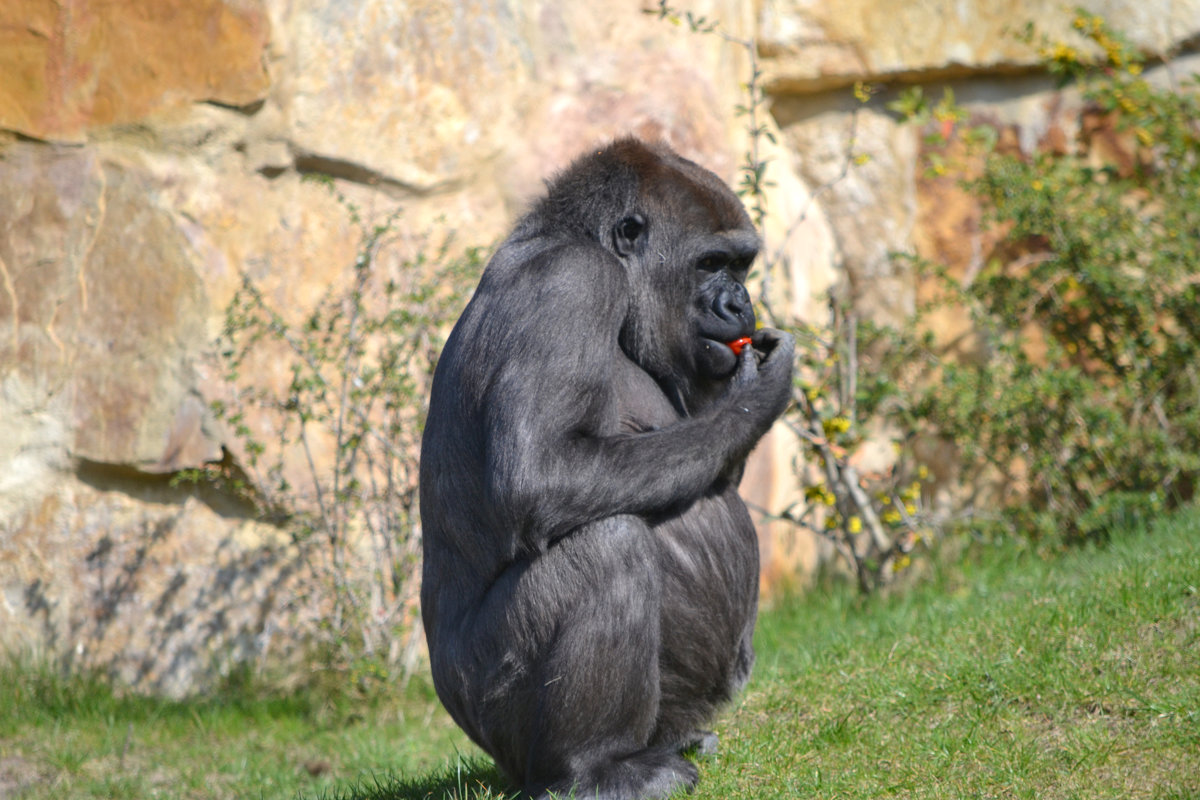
[495,517,697,800]
[643,499,760,757]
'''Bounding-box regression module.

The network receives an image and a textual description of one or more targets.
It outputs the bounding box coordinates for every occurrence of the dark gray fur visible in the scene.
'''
[419,138,795,800]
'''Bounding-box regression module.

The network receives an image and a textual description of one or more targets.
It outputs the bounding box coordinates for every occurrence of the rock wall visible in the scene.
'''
[1,0,1196,694]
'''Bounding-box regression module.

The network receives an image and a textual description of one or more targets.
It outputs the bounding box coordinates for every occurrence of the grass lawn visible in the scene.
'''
[2,511,1197,799]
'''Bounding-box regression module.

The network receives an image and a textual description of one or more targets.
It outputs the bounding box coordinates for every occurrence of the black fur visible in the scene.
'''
[419,138,795,800]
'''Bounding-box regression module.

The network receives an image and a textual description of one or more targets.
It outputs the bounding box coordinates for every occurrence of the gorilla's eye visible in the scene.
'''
[618,215,644,242]
[613,215,646,256]
[698,254,727,272]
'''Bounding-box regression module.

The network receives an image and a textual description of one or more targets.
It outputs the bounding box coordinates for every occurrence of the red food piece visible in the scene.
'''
[728,337,752,356]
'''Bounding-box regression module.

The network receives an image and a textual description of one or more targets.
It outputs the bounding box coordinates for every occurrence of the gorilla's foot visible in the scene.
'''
[530,747,698,800]
[684,730,719,758]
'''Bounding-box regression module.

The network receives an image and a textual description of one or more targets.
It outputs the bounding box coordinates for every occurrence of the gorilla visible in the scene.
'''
[419,138,794,800]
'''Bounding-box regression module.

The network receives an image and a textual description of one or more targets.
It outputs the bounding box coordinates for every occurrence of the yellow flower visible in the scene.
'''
[823,416,852,436]
[1052,43,1078,62]
[848,516,863,534]
[883,509,903,525]
[854,153,871,166]
[1031,179,1044,191]
[892,555,912,572]
[1128,63,1143,76]
[1136,127,1154,147]
[853,81,875,103]
[806,485,837,506]
[917,465,929,480]
[905,503,917,515]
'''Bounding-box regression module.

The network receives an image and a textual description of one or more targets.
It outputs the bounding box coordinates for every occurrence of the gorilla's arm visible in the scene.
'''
[468,241,792,550]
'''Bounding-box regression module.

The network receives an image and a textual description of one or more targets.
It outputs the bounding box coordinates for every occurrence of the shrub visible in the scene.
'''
[188,181,482,683]
[895,12,1200,544]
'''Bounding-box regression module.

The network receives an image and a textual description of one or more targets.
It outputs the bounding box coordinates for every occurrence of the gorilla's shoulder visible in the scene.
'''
[486,235,627,290]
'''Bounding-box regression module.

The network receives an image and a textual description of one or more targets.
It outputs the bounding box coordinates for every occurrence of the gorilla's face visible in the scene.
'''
[608,151,761,397]
[689,229,759,379]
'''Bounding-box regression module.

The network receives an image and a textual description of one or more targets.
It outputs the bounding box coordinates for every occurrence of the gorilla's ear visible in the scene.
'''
[613,214,647,257]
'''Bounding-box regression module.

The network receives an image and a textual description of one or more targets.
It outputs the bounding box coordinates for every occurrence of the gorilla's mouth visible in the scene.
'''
[695,335,750,378]
[698,335,753,354]
[694,278,757,380]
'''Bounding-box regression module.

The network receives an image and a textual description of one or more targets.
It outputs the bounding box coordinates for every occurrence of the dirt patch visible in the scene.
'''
[0,754,44,799]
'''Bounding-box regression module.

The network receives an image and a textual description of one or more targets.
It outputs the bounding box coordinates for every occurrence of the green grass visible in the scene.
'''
[3,510,1198,799]
[0,667,480,798]
[731,513,1200,800]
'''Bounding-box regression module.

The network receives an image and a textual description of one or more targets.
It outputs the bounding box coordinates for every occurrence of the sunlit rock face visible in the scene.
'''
[1,0,1196,694]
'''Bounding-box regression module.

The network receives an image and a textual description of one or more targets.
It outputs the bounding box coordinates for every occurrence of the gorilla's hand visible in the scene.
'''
[730,327,795,426]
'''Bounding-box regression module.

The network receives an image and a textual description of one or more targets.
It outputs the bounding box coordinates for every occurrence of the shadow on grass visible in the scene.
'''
[311,756,518,800]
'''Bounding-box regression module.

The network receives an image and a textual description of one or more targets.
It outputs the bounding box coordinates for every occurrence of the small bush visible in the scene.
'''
[191,181,483,683]
[892,11,1200,544]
